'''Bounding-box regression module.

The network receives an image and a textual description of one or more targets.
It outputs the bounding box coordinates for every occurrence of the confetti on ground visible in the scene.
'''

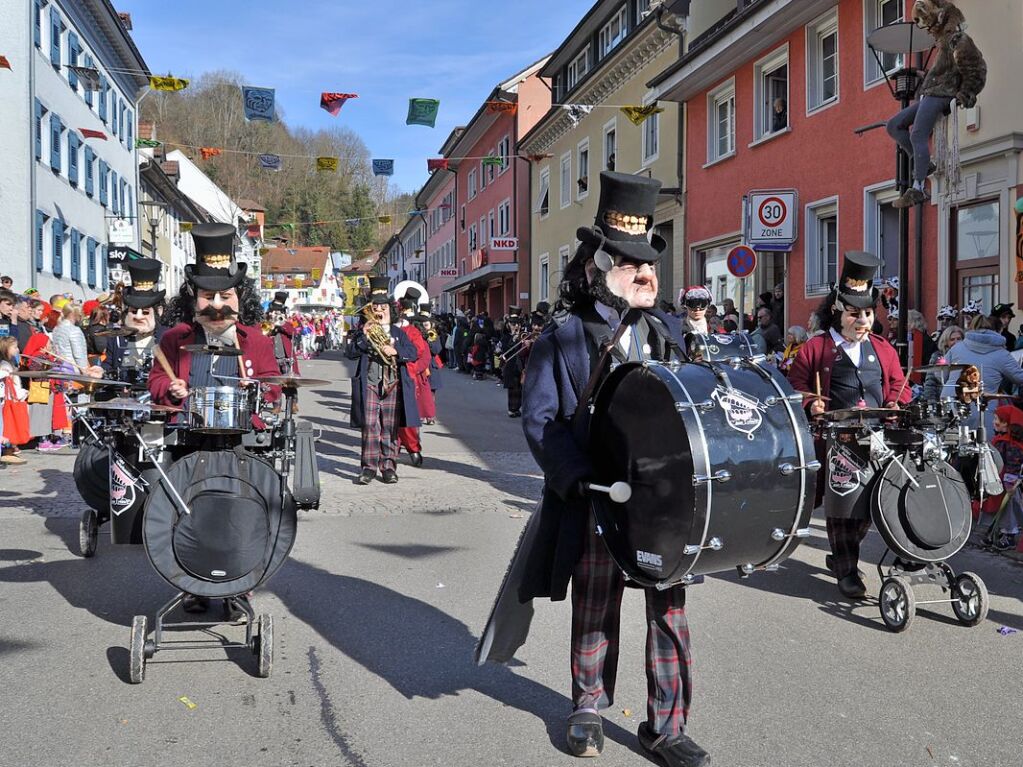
[178,696,197,710]
[997,626,1019,636]
[622,709,633,717]
[927,745,935,759]
[509,513,524,519]
[436,583,445,589]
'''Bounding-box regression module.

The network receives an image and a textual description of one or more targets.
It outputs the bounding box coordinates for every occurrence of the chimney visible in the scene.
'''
[138,120,156,140]
[118,12,133,30]
[161,161,180,181]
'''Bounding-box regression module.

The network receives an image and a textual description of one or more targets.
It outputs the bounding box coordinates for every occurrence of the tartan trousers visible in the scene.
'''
[361,380,399,473]
[571,521,692,737]
[826,516,873,578]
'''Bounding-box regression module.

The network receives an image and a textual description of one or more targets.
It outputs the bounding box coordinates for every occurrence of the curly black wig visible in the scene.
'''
[161,277,265,327]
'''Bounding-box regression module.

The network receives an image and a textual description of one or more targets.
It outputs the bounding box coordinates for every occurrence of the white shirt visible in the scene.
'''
[829,327,864,368]
[594,302,632,357]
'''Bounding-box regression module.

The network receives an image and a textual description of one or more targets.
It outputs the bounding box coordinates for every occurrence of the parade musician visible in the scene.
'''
[99,258,166,389]
[519,172,708,767]
[789,251,911,600]
[149,223,280,410]
[265,290,300,375]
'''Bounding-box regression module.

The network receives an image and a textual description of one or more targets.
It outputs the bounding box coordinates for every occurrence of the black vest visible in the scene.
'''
[187,327,240,389]
[830,336,884,410]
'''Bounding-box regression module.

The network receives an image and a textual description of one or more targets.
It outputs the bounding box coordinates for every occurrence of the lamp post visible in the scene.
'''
[865,21,936,367]
[139,199,167,259]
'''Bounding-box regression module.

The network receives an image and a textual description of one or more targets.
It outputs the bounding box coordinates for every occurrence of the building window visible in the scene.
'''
[49,7,61,71]
[807,10,839,112]
[126,109,133,148]
[68,32,79,91]
[488,210,495,240]
[111,171,120,215]
[567,46,590,92]
[603,119,617,171]
[560,152,572,209]
[754,47,789,140]
[558,245,570,279]
[498,135,511,172]
[468,223,478,252]
[99,77,107,122]
[84,55,94,107]
[642,107,659,164]
[468,168,477,200]
[34,0,43,48]
[68,132,79,186]
[952,200,1000,310]
[707,80,736,163]
[51,218,64,276]
[635,0,652,20]
[865,0,903,85]
[865,184,901,281]
[577,139,590,199]
[539,254,550,301]
[98,160,108,207]
[460,203,466,231]
[536,166,551,219]
[805,198,839,294]
[49,114,62,172]
[599,5,628,59]
[498,199,511,236]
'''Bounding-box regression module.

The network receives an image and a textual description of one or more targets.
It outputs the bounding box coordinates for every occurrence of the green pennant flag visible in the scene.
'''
[481,156,503,167]
[407,98,440,128]
[135,138,162,148]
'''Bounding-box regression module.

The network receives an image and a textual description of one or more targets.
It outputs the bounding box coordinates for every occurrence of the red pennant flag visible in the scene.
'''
[485,100,517,115]
[200,147,222,160]
[526,153,552,163]
[427,158,449,172]
[320,92,358,117]
[79,128,107,140]
[0,55,12,70]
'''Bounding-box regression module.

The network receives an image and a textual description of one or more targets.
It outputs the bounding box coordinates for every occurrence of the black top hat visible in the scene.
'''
[402,286,422,302]
[122,257,166,309]
[185,223,246,291]
[507,305,523,318]
[572,172,667,275]
[834,251,881,309]
[271,290,289,306]
[368,276,391,305]
[992,302,1016,318]
[534,301,550,315]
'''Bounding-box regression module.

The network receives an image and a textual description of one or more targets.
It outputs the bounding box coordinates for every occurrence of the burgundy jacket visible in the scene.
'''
[788,331,911,411]
[148,322,282,406]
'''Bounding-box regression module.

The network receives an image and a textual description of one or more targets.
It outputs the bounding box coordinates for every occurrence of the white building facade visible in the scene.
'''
[0,0,148,297]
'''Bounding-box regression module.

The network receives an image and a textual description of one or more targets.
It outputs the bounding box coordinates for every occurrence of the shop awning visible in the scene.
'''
[443,262,518,293]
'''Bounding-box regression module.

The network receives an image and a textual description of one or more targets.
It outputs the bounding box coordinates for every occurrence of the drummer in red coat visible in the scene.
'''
[149,223,280,409]
[789,251,911,600]
[395,287,430,467]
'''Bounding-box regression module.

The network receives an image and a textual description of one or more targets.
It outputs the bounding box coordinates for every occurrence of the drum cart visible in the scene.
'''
[875,554,988,633]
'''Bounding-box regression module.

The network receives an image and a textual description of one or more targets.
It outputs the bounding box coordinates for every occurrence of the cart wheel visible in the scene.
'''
[879,576,916,633]
[129,615,148,684]
[79,509,98,558]
[256,614,273,678]
[951,571,989,626]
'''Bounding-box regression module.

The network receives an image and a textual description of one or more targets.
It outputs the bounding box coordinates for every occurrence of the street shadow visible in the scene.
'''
[315,390,350,401]
[353,543,465,560]
[405,453,542,500]
[0,549,43,562]
[270,558,637,755]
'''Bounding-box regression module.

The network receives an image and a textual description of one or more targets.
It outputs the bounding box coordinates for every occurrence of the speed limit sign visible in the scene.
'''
[747,190,798,247]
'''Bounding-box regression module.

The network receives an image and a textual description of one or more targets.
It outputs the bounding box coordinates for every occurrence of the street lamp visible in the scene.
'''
[864,21,936,366]
[139,199,167,259]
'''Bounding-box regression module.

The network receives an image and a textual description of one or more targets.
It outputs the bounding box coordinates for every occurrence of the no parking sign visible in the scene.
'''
[727,245,757,278]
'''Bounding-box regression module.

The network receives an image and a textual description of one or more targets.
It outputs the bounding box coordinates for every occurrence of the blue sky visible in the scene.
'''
[125,0,595,193]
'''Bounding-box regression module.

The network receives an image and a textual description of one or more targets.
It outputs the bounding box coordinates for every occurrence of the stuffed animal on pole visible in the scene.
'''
[887,0,986,209]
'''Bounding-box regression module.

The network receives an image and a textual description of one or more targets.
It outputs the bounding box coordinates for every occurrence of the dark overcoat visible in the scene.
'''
[519,306,682,602]
[348,325,420,430]
[102,325,166,377]
[428,337,444,390]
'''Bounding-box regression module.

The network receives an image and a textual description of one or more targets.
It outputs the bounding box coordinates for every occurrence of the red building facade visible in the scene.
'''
[652,0,937,333]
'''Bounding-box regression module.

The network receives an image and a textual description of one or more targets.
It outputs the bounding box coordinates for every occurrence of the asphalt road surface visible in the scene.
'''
[0,352,1020,767]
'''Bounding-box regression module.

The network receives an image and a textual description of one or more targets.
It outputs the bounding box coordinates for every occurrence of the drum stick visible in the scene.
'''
[152,345,177,381]
[814,373,822,401]
[42,345,83,373]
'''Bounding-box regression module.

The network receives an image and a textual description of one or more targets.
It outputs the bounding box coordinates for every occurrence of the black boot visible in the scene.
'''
[638,722,710,767]
[380,469,398,484]
[355,469,375,485]
[410,452,423,467]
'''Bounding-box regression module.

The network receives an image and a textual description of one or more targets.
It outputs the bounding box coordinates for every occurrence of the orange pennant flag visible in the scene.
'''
[0,55,12,70]
[200,147,222,161]
[485,100,517,115]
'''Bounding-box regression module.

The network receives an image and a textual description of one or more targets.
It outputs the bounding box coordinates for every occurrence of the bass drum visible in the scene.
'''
[590,360,817,588]
[685,332,756,362]
[871,456,971,562]
[143,449,297,598]
[74,440,111,517]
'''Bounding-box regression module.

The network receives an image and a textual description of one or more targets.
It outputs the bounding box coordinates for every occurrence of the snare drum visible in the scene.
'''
[188,386,253,434]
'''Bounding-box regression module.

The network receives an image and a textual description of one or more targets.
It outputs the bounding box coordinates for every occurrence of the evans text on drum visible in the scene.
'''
[588,359,818,588]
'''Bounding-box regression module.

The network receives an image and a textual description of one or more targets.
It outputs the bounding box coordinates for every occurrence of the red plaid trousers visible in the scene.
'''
[361,380,399,473]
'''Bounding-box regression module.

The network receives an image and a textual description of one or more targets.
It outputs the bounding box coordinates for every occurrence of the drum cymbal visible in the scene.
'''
[180,344,245,357]
[794,390,832,402]
[915,363,975,374]
[824,407,901,421]
[94,327,136,337]
[18,370,132,387]
[253,375,331,388]
[76,397,184,414]
[980,392,1023,402]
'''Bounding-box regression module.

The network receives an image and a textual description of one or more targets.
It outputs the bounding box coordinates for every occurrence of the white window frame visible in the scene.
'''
[468,223,478,252]
[558,245,571,278]
[863,180,901,277]
[536,166,551,219]
[805,196,840,295]
[488,210,496,240]
[635,0,653,18]
[497,134,511,173]
[864,0,904,87]
[560,151,572,209]
[706,79,736,165]
[598,5,629,59]
[468,168,478,200]
[603,117,617,172]
[752,45,789,142]
[498,198,511,236]
[577,138,590,201]
[806,9,840,114]
[567,46,590,91]
[641,92,660,166]
[539,254,550,301]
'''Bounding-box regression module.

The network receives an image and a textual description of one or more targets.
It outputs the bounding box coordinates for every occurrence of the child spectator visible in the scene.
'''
[0,336,29,464]
[469,332,487,380]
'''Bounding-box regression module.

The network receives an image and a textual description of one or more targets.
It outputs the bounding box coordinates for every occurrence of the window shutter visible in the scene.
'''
[84,55,94,106]
[99,77,107,122]
[52,219,64,276]
[68,132,79,186]
[70,229,81,281]
[111,171,119,214]
[87,238,97,287]
[126,110,133,147]
[84,146,94,196]
[34,100,43,159]
[33,0,42,48]
[49,8,61,70]
[35,211,45,271]
[49,114,61,171]
[101,245,108,289]
[99,160,107,207]
[68,32,79,90]
[111,95,119,136]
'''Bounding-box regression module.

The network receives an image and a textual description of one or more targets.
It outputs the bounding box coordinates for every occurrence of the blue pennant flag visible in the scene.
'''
[259,153,282,171]
[243,86,275,122]
[372,159,395,177]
